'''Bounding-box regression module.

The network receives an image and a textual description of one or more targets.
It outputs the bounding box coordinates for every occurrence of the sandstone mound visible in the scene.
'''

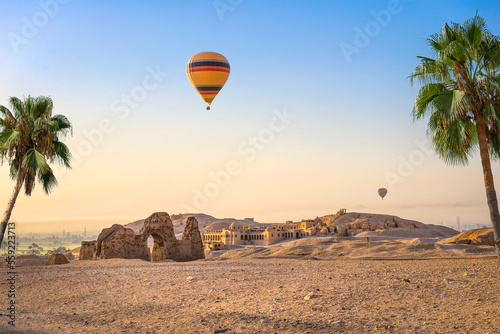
[123,219,145,233]
[317,212,458,238]
[210,236,496,261]
[356,225,457,239]
[10,254,48,267]
[46,254,69,265]
[71,246,81,257]
[441,228,494,246]
[64,251,75,261]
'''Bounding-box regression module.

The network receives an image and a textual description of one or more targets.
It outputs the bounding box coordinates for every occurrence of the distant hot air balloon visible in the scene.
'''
[378,188,388,200]
[186,51,230,110]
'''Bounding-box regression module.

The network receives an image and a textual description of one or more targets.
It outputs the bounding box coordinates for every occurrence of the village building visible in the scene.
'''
[205,241,225,251]
[201,220,317,246]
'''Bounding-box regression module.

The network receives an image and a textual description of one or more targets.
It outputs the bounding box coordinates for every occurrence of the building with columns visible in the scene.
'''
[201,220,317,246]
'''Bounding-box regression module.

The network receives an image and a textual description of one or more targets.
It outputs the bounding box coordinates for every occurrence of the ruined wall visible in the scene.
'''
[180,216,205,261]
[93,224,149,261]
[80,212,204,262]
[79,241,96,260]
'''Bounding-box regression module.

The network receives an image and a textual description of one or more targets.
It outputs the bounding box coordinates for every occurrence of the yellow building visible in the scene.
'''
[205,242,225,251]
[202,221,315,246]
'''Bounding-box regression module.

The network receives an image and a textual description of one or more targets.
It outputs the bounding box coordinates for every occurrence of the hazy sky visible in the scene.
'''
[1,0,499,234]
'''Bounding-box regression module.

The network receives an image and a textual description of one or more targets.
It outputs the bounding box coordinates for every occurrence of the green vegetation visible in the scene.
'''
[409,14,500,265]
[1,240,81,256]
[0,96,73,246]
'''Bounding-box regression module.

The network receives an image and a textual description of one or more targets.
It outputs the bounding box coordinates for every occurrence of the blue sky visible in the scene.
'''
[1,0,499,233]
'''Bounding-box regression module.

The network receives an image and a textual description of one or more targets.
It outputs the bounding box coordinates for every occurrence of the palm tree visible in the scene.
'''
[0,96,72,245]
[409,14,500,265]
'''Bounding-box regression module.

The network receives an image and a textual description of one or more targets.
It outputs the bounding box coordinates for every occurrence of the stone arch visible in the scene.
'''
[145,232,165,261]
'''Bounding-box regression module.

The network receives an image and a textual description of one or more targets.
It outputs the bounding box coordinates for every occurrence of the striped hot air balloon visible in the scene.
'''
[186,51,230,110]
[378,188,388,200]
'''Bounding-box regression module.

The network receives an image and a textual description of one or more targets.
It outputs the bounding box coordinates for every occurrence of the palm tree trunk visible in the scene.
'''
[0,169,25,246]
[474,112,500,267]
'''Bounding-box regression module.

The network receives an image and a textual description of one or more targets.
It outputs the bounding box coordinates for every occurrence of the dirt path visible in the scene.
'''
[0,257,499,333]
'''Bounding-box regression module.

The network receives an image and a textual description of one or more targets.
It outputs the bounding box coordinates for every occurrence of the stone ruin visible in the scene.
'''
[46,254,69,266]
[79,212,205,262]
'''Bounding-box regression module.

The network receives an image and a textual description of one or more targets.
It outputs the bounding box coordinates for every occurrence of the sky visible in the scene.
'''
[1,0,500,234]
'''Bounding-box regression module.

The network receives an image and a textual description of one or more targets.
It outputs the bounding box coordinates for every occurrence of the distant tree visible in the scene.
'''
[48,246,67,254]
[28,243,43,254]
[0,96,72,246]
[409,14,500,266]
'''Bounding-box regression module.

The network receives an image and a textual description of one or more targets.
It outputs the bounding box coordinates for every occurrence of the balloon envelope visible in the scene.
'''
[378,188,388,199]
[186,51,230,109]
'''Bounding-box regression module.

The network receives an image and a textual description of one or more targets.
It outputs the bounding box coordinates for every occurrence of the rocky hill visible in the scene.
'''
[315,212,458,238]
[440,228,494,246]
[124,213,265,235]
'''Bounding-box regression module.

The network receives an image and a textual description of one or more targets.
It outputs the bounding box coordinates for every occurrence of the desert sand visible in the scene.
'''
[1,236,499,334]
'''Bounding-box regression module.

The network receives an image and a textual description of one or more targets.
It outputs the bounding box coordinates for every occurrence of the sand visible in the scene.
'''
[1,239,499,334]
[206,236,497,261]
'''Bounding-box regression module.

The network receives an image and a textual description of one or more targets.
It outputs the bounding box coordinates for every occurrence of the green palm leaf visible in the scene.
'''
[22,148,50,174]
[0,129,21,150]
[38,167,58,194]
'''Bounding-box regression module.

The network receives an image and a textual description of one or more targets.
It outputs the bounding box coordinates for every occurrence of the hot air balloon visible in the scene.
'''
[186,51,230,110]
[378,188,388,200]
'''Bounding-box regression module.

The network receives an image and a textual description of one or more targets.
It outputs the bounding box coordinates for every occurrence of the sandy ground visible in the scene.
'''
[1,239,500,334]
[206,236,497,261]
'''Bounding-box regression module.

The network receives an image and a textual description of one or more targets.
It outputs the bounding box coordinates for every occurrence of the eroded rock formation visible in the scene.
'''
[79,241,96,260]
[317,212,455,237]
[94,224,148,260]
[180,216,205,261]
[80,212,205,262]
[46,254,69,265]
[442,228,494,246]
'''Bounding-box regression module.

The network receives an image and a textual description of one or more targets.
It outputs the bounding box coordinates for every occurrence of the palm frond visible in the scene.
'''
[9,159,19,180]
[52,140,72,168]
[22,148,50,174]
[31,96,53,118]
[50,114,72,136]
[9,97,24,120]
[408,58,451,85]
[38,167,58,194]
[489,126,500,159]
[430,89,470,121]
[412,83,443,120]
[24,169,36,196]
[0,106,17,129]
[0,129,21,149]
[464,14,487,46]
[427,114,477,165]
